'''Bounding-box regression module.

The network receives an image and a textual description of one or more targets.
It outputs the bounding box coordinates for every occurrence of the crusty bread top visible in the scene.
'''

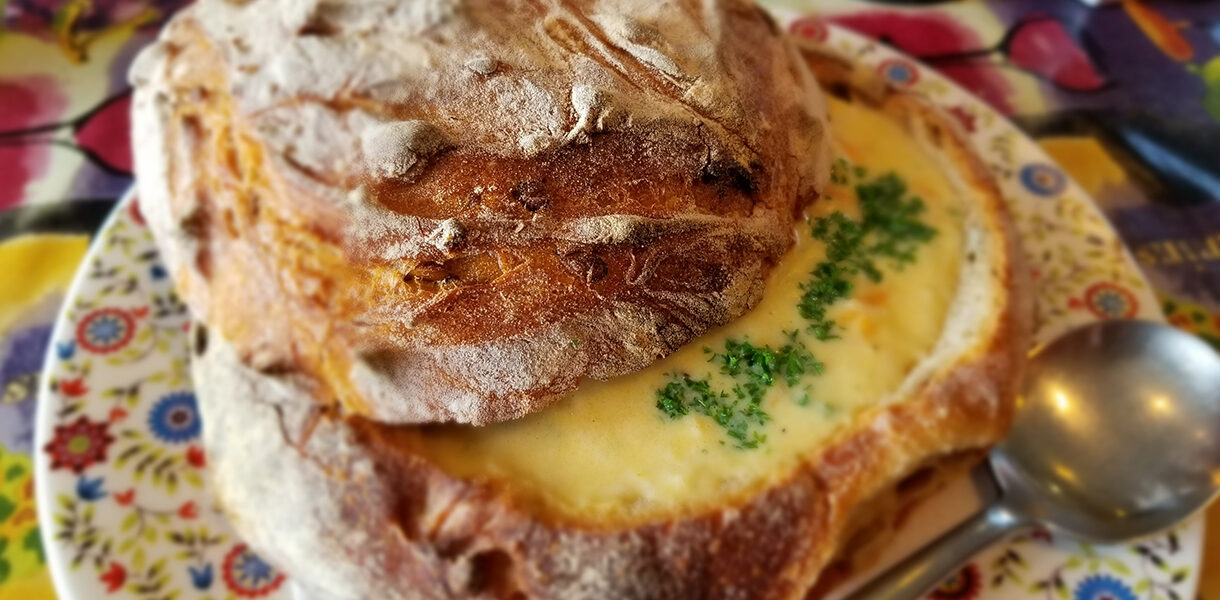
[131,0,832,425]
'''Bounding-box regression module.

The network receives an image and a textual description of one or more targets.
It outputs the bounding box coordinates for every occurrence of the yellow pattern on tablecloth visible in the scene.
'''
[0,236,89,333]
[0,234,90,600]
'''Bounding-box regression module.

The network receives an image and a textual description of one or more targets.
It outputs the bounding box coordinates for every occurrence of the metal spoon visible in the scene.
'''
[848,320,1220,600]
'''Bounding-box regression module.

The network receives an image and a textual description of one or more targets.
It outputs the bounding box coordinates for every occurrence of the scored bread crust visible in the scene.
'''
[190,46,1031,600]
[130,0,833,426]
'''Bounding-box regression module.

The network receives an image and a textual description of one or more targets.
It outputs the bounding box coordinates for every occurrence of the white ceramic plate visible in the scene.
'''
[37,22,1202,600]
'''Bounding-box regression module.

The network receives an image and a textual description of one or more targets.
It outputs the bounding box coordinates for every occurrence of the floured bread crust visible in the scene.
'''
[191,49,1031,600]
[131,0,833,424]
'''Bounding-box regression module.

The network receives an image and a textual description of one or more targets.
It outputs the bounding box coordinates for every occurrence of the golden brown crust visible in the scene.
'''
[131,0,833,425]
[191,44,1031,600]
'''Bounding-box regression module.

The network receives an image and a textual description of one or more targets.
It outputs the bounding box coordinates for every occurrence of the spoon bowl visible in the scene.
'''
[849,320,1220,600]
[996,319,1220,542]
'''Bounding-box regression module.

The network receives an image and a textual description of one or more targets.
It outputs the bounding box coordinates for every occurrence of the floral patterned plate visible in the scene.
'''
[36,21,1201,600]
[33,198,290,600]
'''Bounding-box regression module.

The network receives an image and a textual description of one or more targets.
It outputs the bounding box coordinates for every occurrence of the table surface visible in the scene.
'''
[1,1,1218,598]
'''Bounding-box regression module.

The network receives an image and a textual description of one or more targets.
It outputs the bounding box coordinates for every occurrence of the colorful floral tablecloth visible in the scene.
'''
[1,1,1218,599]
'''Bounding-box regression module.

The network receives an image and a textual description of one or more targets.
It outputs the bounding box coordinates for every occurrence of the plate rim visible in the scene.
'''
[33,20,1202,600]
[34,188,138,600]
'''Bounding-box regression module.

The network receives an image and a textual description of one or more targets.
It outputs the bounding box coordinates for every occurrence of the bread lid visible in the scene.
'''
[131,0,833,424]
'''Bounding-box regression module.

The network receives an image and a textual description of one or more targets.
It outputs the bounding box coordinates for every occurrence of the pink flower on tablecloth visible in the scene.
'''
[1006,17,1108,92]
[0,75,67,210]
[825,12,1110,110]
[74,92,133,174]
[825,11,1018,114]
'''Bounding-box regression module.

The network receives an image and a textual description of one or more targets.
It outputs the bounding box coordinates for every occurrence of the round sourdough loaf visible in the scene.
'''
[130,0,833,425]
[184,46,1030,600]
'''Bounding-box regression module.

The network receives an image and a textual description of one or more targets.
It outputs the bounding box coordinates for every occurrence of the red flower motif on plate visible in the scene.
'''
[76,308,136,354]
[1031,527,1054,543]
[128,196,146,226]
[186,445,207,468]
[107,406,127,423]
[222,544,286,597]
[789,17,828,43]
[59,377,88,397]
[1083,282,1139,319]
[878,57,920,87]
[100,561,126,593]
[1168,312,1193,331]
[43,416,114,474]
[929,563,982,600]
[114,488,135,506]
[946,106,977,133]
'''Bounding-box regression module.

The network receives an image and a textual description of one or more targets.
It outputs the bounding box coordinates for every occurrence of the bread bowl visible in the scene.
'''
[131,0,1031,597]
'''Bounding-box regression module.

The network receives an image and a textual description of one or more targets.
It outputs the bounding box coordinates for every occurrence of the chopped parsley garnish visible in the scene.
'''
[856,173,938,266]
[655,167,937,449]
[655,338,819,449]
[800,172,937,340]
[656,373,764,449]
[712,337,822,393]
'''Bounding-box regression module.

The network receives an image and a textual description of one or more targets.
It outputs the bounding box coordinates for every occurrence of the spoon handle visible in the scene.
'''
[845,503,1024,600]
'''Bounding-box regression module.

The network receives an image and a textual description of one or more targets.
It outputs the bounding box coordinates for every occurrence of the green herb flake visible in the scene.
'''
[830,157,851,185]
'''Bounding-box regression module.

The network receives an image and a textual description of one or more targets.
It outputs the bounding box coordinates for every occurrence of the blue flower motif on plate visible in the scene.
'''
[1074,575,1138,600]
[86,314,126,345]
[148,391,202,444]
[233,551,274,585]
[75,475,107,501]
[55,340,75,360]
[223,544,285,595]
[189,563,214,590]
[878,58,919,87]
[1019,163,1068,197]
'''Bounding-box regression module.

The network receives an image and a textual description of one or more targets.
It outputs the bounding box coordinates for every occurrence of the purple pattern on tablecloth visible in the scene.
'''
[986,1,1218,127]
[1108,203,1220,306]
[0,325,49,454]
